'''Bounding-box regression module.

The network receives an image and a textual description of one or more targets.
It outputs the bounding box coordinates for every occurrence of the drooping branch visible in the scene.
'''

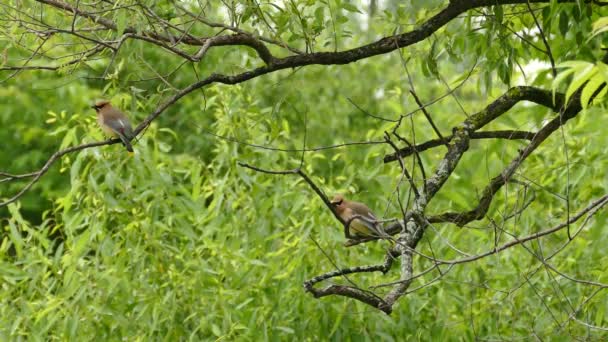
[0,140,116,207]
[0,44,104,71]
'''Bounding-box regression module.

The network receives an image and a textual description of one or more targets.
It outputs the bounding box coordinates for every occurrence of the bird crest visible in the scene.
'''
[92,100,111,111]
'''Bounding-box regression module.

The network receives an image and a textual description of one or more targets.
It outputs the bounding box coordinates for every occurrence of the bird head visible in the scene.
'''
[91,100,111,113]
[330,194,346,212]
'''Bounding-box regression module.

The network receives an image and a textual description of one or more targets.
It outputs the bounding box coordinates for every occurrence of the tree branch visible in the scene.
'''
[434,195,608,265]
[384,130,537,162]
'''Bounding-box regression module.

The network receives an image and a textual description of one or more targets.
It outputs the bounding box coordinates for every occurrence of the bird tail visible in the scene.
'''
[117,133,134,152]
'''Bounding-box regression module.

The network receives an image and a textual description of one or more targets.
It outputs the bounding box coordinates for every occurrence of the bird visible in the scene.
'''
[330,194,379,238]
[91,100,134,152]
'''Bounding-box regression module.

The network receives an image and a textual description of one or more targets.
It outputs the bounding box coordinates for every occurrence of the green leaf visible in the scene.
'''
[498,61,511,86]
[559,11,569,36]
[116,12,128,36]
[241,7,253,24]
[551,61,587,103]
[591,16,608,39]
[580,73,604,109]
[342,3,360,13]
[211,323,222,336]
[336,15,348,24]
[565,63,596,105]
[7,220,23,258]
[494,5,503,24]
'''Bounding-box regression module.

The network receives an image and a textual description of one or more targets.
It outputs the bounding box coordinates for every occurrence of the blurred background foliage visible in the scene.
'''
[1,0,608,340]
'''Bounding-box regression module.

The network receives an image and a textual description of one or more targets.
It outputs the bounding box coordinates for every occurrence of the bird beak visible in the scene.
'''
[90,105,97,110]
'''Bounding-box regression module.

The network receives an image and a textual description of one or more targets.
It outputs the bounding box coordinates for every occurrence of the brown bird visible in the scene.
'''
[91,100,134,152]
[330,194,379,238]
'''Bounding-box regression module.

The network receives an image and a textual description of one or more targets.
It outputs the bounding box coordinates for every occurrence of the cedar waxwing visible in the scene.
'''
[91,100,134,152]
[330,194,379,238]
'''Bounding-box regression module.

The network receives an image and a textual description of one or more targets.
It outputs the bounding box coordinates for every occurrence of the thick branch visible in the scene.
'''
[385,86,558,163]
[305,284,392,314]
[33,0,580,69]
[431,54,608,226]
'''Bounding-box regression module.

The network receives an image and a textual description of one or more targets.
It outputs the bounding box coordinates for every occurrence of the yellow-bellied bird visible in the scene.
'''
[330,194,379,238]
[91,100,134,152]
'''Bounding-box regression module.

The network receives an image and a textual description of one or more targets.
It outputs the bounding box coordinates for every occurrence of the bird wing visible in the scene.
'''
[104,110,134,138]
[341,206,373,236]
[350,202,376,222]
[348,202,379,236]
[350,218,376,236]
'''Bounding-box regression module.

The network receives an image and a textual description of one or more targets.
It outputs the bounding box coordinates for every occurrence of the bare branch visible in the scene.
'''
[525,0,557,77]
[434,195,608,266]
[409,90,448,147]
[0,140,116,207]
[384,130,536,162]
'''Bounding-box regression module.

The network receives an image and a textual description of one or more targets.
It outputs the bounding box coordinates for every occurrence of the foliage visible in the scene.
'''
[1,0,608,340]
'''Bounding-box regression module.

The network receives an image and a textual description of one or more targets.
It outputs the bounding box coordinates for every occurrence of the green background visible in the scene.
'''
[1,1,607,340]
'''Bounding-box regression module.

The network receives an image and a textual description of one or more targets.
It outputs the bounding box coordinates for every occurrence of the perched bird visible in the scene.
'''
[330,194,379,238]
[91,100,134,152]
